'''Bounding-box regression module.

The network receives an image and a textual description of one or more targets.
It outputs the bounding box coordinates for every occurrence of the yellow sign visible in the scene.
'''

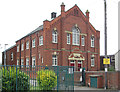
[103,58,110,64]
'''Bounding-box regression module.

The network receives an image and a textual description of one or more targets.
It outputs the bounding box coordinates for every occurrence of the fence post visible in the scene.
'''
[57,66,59,91]
[16,65,17,91]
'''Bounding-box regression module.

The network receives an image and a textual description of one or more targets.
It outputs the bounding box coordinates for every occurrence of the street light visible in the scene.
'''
[0,44,2,49]
[104,0,108,89]
[4,44,8,65]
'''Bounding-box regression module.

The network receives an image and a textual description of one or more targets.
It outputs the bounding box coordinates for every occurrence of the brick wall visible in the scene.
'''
[74,71,120,89]
[2,4,100,71]
[2,45,16,65]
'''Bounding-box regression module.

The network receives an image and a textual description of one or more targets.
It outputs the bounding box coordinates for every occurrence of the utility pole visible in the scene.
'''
[104,0,107,89]
[4,44,8,65]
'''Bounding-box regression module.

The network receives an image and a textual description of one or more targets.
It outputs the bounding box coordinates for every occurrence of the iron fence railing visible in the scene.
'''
[0,65,74,91]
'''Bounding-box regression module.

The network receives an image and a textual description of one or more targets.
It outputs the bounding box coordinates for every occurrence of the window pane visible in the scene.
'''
[21,43,24,51]
[91,37,94,47]
[67,33,70,44]
[82,36,85,46]
[26,41,29,49]
[52,31,57,43]
[32,39,35,48]
[91,57,95,66]
[39,36,43,46]
[72,28,80,45]
[17,59,19,65]
[52,55,57,66]
[26,58,29,67]
[32,57,35,67]
[17,45,19,52]
[11,52,13,61]
[21,59,24,68]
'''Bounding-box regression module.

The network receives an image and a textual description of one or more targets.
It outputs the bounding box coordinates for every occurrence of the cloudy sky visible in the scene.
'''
[0,0,119,63]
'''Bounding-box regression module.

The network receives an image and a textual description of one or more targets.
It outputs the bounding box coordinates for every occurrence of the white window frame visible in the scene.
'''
[78,60,82,64]
[52,55,57,66]
[39,53,40,59]
[32,38,35,48]
[52,31,57,43]
[91,57,95,67]
[32,56,36,67]
[39,36,43,46]
[70,60,75,63]
[11,52,13,61]
[67,33,70,44]
[21,59,24,68]
[91,36,94,47]
[81,36,85,46]
[26,41,29,49]
[72,28,80,45]
[17,59,19,66]
[26,58,29,68]
[42,57,43,64]
[21,43,24,51]
[17,45,19,52]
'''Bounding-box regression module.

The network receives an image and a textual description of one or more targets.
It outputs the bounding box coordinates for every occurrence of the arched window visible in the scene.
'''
[52,30,57,43]
[72,27,80,45]
[91,36,94,47]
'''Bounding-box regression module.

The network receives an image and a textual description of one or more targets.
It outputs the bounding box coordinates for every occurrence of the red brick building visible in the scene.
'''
[2,3,100,71]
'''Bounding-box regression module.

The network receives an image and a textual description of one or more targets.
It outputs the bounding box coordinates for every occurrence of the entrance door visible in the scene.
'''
[78,61,82,71]
[70,60,75,66]
[70,60,75,70]
[90,77,97,88]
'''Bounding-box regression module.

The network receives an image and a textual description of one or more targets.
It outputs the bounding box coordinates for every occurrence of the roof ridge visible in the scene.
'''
[16,25,43,42]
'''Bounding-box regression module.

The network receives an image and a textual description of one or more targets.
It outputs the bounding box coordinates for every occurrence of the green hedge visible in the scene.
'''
[37,69,57,90]
[2,67,30,91]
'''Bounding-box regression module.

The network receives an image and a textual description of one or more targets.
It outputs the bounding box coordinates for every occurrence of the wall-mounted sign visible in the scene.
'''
[103,58,110,64]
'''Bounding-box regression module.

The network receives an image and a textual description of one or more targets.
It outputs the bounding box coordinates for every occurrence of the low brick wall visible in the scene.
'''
[74,71,120,89]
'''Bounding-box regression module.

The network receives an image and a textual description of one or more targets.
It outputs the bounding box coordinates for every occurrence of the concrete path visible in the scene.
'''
[74,86,105,90]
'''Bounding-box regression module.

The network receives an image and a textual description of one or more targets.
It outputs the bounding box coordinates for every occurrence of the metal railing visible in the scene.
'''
[0,65,74,91]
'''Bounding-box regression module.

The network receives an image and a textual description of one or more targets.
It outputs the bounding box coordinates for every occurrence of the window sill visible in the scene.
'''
[72,44,80,46]
[52,42,58,44]
[81,45,85,46]
[67,43,70,45]
[91,65,95,67]
[52,65,57,66]
[39,44,43,46]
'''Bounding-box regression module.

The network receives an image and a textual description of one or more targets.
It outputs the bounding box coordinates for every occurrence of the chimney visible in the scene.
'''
[61,2,65,17]
[51,12,57,19]
[86,10,90,22]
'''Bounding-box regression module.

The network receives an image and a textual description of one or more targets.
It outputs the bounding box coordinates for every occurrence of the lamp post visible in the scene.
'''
[104,0,107,89]
[0,44,2,49]
[4,44,8,65]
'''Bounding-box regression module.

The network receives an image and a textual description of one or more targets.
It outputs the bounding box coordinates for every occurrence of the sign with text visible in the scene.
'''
[103,58,110,64]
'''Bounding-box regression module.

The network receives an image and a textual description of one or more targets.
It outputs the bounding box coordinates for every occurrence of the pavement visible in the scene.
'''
[74,86,120,92]
[74,86,105,90]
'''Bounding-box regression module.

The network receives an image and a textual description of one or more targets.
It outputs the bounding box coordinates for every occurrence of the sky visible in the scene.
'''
[0,0,119,63]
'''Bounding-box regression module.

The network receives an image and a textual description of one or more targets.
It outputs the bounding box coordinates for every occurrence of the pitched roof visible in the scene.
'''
[3,44,16,52]
[16,4,98,42]
[16,25,43,42]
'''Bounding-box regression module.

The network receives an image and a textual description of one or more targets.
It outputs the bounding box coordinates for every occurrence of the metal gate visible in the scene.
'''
[0,65,74,91]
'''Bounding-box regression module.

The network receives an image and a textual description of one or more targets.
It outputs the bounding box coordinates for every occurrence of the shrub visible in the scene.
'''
[37,69,57,90]
[2,67,30,91]
[108,66,115,71]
